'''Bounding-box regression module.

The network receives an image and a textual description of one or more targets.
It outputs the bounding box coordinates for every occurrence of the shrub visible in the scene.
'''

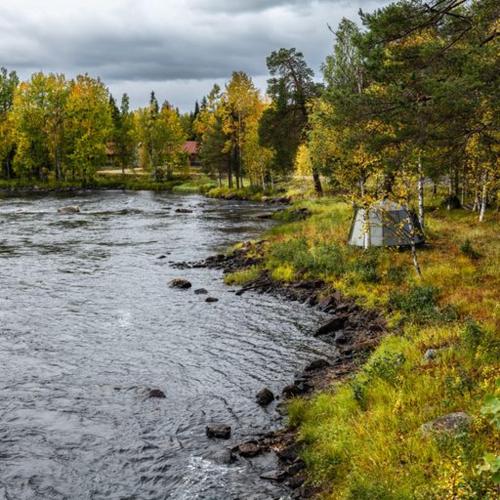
[461,320,486,353]
[363,352,406,386]
[351,380,368,410]
[460,239,481,260]
[390,285,440,323]
[386,264,407,285]
[349,250,381,283]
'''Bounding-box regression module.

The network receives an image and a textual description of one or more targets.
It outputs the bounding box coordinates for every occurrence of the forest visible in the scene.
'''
[0,0,498,220]
[0,0,499,498]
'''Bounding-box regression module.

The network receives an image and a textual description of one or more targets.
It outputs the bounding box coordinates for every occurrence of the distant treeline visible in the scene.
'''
[0,72,191,184]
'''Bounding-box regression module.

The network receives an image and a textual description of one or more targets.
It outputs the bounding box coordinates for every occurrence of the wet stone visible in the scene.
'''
[57,205,80,214]
[237,441,261,458]
[259,469,287,482]
[194,288,208,295]
[169,278,192,289]
[148,389,166,399]
[205,297,219,303]
[304,359,330,372]
[206,424,231,439]
[212,448,236,464]
[314,314,349,337]
[256,387,275,407]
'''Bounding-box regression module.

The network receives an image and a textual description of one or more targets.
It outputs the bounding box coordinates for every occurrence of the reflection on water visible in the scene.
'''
[0,191,334,499]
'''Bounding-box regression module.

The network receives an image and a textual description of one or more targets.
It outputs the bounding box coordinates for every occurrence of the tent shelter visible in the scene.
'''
[348,200,424,248]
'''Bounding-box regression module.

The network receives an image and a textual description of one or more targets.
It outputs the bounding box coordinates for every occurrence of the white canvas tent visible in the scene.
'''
[348,200,424,248]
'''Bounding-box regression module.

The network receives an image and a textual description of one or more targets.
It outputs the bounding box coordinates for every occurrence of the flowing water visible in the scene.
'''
[0,191,334,500]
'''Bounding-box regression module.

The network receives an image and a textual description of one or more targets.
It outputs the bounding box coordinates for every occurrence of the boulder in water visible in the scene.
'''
[206,424,231,439]
[237,441,261,457]
[260,469,287,482]
[205,297,219,303]
[256,387,274,406]
[58,205,80,214]
[194,288,208,295]
[148,388,166,399]
[169,278,192,289]
[212,448,236,464]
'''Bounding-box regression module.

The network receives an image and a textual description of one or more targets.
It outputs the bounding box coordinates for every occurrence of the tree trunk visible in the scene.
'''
[360,177,365,198]
[405,206,422,278]
[312,166,323,196]
[227,158,233,188]
[479,170,488,222]
[362,208,369,250]
[417,155,425,232]
[447,175,453,210]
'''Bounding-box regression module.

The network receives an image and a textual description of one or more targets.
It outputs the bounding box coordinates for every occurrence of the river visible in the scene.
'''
[0,191,334,499]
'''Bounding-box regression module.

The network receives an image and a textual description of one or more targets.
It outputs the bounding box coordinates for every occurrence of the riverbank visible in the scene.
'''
[199,198,499,498]
[0,174,208,195]
[0,174,296,206]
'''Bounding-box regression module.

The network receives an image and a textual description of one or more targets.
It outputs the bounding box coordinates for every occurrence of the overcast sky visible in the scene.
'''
[0,0,389,112]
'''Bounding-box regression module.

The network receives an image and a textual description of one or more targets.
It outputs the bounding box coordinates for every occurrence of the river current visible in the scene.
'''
[0,191,334,499]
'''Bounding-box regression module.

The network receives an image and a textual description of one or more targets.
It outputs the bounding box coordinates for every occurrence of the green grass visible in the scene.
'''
[0,173,192,193]
[249,197,499,498]
[223,266,261,286]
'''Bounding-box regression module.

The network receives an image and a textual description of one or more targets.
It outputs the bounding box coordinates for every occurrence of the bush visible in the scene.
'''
[386,264,407,285]
[363,352,406,386]
[460,239,481,260]
[349,249,381,283]
[461,320,485,353]
[390,285,440,323]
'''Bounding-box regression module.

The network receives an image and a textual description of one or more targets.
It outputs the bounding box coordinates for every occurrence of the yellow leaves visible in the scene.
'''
[294,143,313,177]
[351,143,379,169]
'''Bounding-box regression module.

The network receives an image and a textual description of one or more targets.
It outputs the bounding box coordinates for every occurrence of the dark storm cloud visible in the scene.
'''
[0,0,389,109]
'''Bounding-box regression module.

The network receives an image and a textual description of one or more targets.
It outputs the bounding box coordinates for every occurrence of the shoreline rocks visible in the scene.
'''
[175,239,387,498]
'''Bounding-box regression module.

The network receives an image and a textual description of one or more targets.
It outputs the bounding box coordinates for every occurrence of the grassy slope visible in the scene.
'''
[228,197,499,499]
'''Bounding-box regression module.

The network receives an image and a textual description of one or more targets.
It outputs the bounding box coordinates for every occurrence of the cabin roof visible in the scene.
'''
[183,141,199,155]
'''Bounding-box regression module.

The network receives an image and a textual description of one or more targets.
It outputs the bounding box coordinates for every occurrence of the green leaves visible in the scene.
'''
[481,392,500,429]
[478,453,500,484]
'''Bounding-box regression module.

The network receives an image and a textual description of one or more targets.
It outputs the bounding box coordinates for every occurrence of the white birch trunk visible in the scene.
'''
[362,208,369,250]
[479,170,488,222]
[417,154,425,232]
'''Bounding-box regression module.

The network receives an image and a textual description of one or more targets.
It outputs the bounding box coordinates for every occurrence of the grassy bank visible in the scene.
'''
[226,198,499,498]
[0,172,219,194]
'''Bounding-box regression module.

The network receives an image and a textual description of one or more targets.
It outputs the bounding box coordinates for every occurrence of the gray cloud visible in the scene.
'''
[0,0,389,111]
